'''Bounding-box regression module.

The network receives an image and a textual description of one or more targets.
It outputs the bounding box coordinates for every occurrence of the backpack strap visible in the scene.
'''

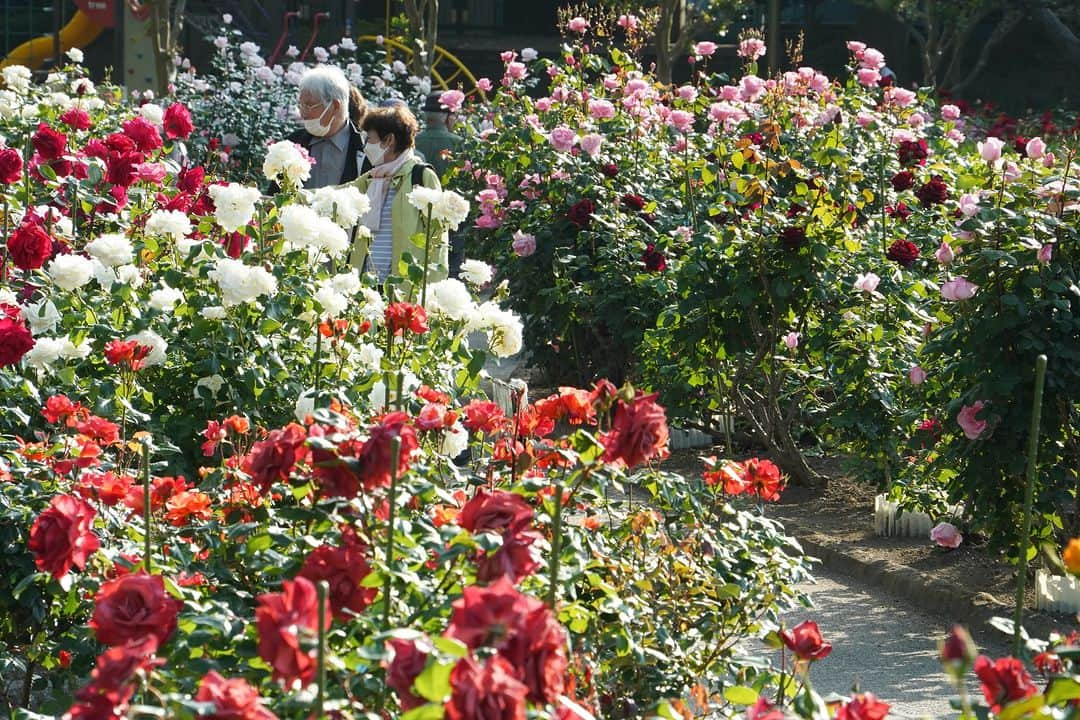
[410,162,435,187]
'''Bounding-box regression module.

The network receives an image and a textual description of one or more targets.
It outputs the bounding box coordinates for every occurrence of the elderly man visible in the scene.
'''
[291,66,368,188]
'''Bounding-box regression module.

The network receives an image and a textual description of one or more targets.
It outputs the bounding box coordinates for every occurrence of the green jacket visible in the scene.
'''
[347,157,449,283]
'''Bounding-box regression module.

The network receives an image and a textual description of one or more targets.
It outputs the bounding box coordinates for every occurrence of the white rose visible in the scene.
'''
[86,233,134,267]
[208,183,262,232]
[1,66,32,93]
[354,342,384,372]
[473,301,522,357]
[149,283,184,312]
[139,103,164,127]
[314,283,348,317]
[521,47,539,62]
[263,140,312,187]
[47,254,94,290]
[314,216,349,256]
[145,210,192,242]
[294,388,316,422]
[200,305,228,320]
[196,374,225,398]
[431,190,470,231]
[329,270,362,296]
[311,185,369,227]
[368,370,419,411]
[66,48,84,63]
[127,329,168,367]
[209,258,278,306]
[57,335,91,360]
[459,259,494,287]
[426,279,476,322]
[278,204,321,248]
[21,299,60,334]
[440,420,469,458]
[0,288,18,305]
[116,264,144,288]
[407,186,443,213]
[358,287,385,321]
[23,337,64,370]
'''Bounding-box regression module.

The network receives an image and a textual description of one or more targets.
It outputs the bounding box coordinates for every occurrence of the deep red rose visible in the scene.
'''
[255,576,327,685]
[222,231,248,258]
[177,165,206,193]
[446,577,539,650]
[600,392,669,469]
[297,529,376,622]
[835,693,891,720]
[890,170,916,191]
[72,635,161,714]
[90,572,183,647]
[7,221,54,270]
[308,430,363,499]
[600,163,619,177]
[475,530,542,584]
[567,198,595,228]
[974,655,1039,713]
[641,243,667,271]
[357,412,418,490]
[786,203,808,218]
[0,147,23,184]
[121,117,163,153]
[897,139,927,167]
[886,202,912,220]
[386,638,430,711]
[741,458,785,501]
[104,133,137,154]
[499,600,568,703]
[780,620,832,661]
[940,624,976,666]
[28,494,100,579]
[462,400,506,434]
[106,150,143,188]
[460,490,534,534]
[886,239,920,267]
[0,311,35,367]
[1013,135,1028,156]
[915,175,949,207]
[446,655,529,720]
[163,103,195,140]
[59,107,93,130]
[384,302,429,335]
[244,423,309,493]
[621,193,645,211]
[194,671,278,720]
[32,123,67,161]
[779,226,806,250]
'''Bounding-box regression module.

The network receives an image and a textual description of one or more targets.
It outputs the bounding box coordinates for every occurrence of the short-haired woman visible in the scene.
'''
[350,105,448,283]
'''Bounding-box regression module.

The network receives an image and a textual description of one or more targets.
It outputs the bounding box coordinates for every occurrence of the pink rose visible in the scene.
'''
[677,85,697,102]
[579,133,603,157]
[958,193,980,218]
[567,16,589,33]
[860,48,885,69]
[856,112,876,128]
[534,97,552,112]
[782,332,800,350]
[854,272,880,294]
[1024,137,1046,159]
[957,401,987,440]
[857,68,881,87]
[1042,152,1056,168]
[476,78,493,92]
[587,99,615,120]
[888,87,916,107]
[1038,243,1053,264]
[941,104,961,120]
[941,277,978,301]
[931,522,963,548]
[133,162,167,183]
[500,50,516,63]
[439,90,465,113]
[739,75,766,102]
[694,41,717,58]
[512,231,536,257]
[977,137,1003,163]
[908,113,925,128]
[935,242,955,265]
[909,366,927,385]
[548,126,576,153]
[617,14,639,31]
[1003,161,1021,183]
[947,128,966,142]
[666,110,694,133]
[504,62,527,80]
[738,38,766,60]
[846,41,867,56]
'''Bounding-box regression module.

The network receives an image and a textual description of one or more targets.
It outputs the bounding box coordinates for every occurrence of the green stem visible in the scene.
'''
[547,483,563,608]
[420,205,433,306]
[381,436,402,629]
[1013,353,1047,656]
[142,439,152,574]
[314,321,323,409]
[316,579,328,719]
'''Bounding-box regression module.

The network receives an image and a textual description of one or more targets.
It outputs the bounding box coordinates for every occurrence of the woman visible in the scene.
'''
[349,104,448,284]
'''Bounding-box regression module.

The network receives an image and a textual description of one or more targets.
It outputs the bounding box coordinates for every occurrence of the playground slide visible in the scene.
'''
[0,10,103,71]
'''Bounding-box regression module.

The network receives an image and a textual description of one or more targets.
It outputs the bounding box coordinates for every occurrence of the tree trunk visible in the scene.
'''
[950,7,1022,95]
[403,0,439,78]
[654,0,677,85]
[1030,6,1080,67]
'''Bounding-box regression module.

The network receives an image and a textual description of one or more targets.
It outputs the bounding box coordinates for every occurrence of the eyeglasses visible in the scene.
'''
[298,101,325,113]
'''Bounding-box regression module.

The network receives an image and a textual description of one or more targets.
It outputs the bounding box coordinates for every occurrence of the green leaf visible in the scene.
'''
[245,534,272,553]
[723,686,759,706]
[432,636,469,658]
[997,693,1044,720]
[401,705,444,720]
[1046,677,1080,705]
[414,660,454,703]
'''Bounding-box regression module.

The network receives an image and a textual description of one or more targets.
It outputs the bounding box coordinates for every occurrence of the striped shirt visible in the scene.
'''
[368,186,396,279]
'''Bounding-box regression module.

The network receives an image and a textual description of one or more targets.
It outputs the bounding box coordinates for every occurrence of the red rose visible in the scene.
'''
[28,494,100,579]
[78,471,132,507]
[897,139,928,167]
[567,198,595,228]
[779,226,807,250]
[915,175,949,207]
[0,147,23,184]
[446,577,538,650]
[72,636,161,714]
[499,602,568,703]
[121,117,163,153]
[886,239,920,267]
[32,123,67,161]
[163,103,195,140]
[7,221,54,270]
[104,339,152,370]
[386,638,430,711]
[104,133,137,154]
[0,308,34,367]
[89,572,183,646]
[222,231,249,258]
[460,490,534,534]
[75,415,122,445]
[475,530,542,584]
[297,529,376,622]
[177,165,205,193]
[194,671,278,720]
[243,423,309,493]
[59,107,93,130]
[621,193,645,211]
[43,393,87,425]
[740,458,785,501]
[746,697,785,720]
[835,693,890,720]
[255,577,327,685]
[600,392,669,469]
[974,655,1039,713]
[462,400,506,434]
[886,202,912,220]
[940,624,977,667]
[357,412,418,490]
[106,150,143,188]
[384,302,430,335]
[641,243,667,271]
[780,620,832,661]
[446,655,529,720]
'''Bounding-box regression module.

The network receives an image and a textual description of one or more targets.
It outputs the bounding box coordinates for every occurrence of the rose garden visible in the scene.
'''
[0,3,1079,719]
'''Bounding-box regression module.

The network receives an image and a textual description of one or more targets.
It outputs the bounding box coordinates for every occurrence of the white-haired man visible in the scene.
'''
[290,66,369,188]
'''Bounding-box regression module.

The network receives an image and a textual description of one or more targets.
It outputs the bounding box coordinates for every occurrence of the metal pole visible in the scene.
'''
[1013,354,1048,657]
[114,0,124,83]
[767,0,780,75]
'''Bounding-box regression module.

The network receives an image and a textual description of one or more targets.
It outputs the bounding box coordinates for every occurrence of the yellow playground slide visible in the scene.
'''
[1,10,104,71]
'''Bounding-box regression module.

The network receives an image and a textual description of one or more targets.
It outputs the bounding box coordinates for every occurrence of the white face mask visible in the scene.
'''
[302,103,335,137]
[364,140,387,166]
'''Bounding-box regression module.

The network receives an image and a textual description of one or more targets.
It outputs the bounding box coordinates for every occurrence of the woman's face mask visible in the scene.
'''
[364,135,388,165]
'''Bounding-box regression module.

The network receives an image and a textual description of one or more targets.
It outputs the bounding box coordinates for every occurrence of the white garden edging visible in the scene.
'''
[1035,569,1080,614]
[873,494,934,538]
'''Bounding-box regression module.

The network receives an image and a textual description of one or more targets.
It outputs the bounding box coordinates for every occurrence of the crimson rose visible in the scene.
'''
[90,572,183,646]
[915,175,949,207]
[445,655,529,720]
[121,116,163,153]
[28,493,100,578]
[386,638,430,711]
[780,620,832,661]
[600,392,669,469]
[974,655,1039,713]
[244,423,309,493]
[358,412,418,490]
[297,528,376,622]
[886,239,920,267]
[890,170,915,191]
[163,103,195,140]
[0,305,35,368]
[460,490,533,534]
[194,671,278,720]
[835,693,891,720]
[8,221,54,270]
[255,576,327,685]
[0,147,23,184]
[32,123,67,160]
